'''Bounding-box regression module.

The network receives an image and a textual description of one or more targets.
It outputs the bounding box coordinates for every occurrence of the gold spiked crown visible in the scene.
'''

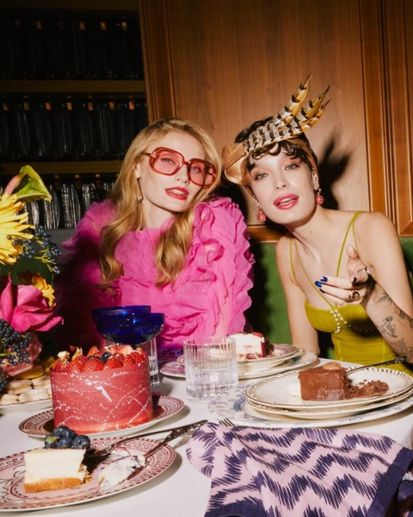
[222,77,330,185]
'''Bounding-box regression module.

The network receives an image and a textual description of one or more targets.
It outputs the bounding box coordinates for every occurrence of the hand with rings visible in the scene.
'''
[313,246,375,306]
[346,290,361,303]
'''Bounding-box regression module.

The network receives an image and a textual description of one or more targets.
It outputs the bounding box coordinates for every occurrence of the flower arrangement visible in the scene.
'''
[0,166,61,391]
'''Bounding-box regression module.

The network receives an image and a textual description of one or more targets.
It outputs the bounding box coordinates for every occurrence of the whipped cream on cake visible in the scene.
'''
[230,332,267,360]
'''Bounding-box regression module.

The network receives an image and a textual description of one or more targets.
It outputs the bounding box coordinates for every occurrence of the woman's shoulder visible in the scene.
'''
[195,196,245,224]
[352,210,397,235]
[81,199,116,227]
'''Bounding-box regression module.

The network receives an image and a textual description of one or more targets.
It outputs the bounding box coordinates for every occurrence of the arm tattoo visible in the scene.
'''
[377,316,398,338]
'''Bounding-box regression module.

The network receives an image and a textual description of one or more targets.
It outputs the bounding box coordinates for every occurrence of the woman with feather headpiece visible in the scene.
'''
[223,77,413,373]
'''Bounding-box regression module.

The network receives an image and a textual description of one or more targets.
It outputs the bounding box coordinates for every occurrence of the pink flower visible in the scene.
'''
[0,277,61,333]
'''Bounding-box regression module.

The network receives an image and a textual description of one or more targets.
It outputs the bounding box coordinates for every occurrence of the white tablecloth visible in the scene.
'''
[1,368,413,517]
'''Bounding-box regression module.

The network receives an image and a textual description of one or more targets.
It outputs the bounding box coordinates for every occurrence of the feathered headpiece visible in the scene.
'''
[222,77,330,185]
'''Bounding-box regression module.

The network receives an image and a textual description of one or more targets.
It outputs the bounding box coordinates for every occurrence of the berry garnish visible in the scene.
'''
[83,357,104,371]
[104,356,123,369]
[71,435,91,449]
[129,351,146,364]
[101,351,111,362]
[44,434,58,448]
[53,426,77,440]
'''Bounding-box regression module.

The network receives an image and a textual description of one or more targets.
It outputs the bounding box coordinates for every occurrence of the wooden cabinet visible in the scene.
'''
[139,0,413,236]
[0,0,146,178]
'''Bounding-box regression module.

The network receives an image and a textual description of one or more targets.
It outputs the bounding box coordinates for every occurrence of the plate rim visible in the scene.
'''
[18,395,185,439]
[0,437,176,511]
[245,367,413,410]
[161,352,319,381]
[209,385,413,429]
[247,386,413,420]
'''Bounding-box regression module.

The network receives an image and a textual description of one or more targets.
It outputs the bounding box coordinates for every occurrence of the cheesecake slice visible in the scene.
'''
[24,448,89,492]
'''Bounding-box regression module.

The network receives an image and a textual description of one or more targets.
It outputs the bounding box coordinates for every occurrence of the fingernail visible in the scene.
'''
[315,281,323,288]
[320,276,328,282]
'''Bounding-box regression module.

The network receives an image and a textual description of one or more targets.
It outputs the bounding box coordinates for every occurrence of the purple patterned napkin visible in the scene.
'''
[186,422,413,517]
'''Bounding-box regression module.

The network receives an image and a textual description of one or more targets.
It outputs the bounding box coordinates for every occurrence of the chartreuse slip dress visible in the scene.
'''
[290,211,413,376]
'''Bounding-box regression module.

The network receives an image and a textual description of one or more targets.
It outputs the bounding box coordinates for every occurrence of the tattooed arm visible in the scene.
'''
[362,281,413,362]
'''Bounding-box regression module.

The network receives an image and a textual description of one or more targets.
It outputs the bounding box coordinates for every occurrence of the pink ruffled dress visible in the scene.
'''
[55,197,253,360]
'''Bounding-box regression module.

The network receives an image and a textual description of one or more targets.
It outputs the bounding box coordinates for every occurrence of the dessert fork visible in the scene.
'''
[346,356,407,374]
[86,419,207,461]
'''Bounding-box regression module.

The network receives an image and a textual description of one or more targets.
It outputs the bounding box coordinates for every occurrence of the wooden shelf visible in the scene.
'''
[0,161,121,175]
[0,80,145,94]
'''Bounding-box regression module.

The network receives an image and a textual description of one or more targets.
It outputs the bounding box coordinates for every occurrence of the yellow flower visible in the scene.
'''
[31,274,55,307]
[0,193,33,266]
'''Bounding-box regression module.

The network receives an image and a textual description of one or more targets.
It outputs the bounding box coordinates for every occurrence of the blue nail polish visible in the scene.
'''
[320,276,328,282]
[315,281,322,288]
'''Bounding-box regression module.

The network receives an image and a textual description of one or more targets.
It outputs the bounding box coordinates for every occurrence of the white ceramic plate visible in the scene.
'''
[236,344,300,367]
[247,386,413,420]
[161,352,318,381]
[0,397,52,414]
[0,437,175,512]
[19,396,185,439]
[246,367,413,410]
[209,385,413,429]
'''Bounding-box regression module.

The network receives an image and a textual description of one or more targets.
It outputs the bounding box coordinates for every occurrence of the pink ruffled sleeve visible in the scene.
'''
[54,200,119,348]
[191,197,254,337]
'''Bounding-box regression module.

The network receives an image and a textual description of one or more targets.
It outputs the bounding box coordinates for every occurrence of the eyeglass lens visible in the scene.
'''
[151,148,215,187]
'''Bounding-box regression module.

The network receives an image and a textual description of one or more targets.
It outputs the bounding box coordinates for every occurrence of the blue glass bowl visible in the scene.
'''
[92,306,164,345]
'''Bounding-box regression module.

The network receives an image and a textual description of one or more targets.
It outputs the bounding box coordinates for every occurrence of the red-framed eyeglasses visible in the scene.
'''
[142,147,217,188]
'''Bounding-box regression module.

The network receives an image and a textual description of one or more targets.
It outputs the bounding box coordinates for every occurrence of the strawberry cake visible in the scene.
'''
[50,347,153,434]
[229,332,267,360]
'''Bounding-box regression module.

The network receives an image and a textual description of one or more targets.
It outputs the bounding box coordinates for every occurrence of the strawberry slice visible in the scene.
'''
[83,357,104,371]
[52,360,69,373]
[129,351,146,365]
[104,356,124,369]
[123,355,137,367]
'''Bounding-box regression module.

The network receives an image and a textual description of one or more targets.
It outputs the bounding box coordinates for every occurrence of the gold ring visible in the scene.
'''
[347,290,360,302]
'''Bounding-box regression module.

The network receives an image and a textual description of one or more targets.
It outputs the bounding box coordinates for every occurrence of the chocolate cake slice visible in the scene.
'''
[298,362,351,401]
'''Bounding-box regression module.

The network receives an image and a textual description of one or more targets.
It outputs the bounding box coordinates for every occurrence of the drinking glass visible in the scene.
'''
[183,337,238,401]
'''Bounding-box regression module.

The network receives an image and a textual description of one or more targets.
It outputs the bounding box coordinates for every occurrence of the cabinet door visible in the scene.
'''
[140,0,413,235]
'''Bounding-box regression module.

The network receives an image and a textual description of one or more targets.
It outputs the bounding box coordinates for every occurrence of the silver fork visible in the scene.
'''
[219,418,235,428]
[346,355,407,374]
[86,419,207,461]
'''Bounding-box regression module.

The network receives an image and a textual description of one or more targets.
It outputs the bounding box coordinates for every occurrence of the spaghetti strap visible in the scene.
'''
[289,237,298,283]
[336,212,362,275]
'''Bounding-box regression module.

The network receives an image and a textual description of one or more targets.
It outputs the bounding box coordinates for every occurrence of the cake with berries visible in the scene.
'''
[50,347,153,434]
[24,426,90,492]
[230,332,267,360]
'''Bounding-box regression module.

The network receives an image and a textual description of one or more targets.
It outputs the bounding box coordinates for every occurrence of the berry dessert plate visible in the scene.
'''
[19,396,185,439]
[0,437,175,512]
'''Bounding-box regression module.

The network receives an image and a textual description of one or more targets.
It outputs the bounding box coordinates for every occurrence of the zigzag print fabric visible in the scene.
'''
[186,422,413,517]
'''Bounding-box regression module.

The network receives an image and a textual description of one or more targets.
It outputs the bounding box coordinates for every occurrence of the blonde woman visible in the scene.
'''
[56,118,253,361]
[223,79,413,372]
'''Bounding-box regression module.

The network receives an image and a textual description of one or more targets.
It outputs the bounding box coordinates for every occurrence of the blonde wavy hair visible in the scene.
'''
[100,118,222,286]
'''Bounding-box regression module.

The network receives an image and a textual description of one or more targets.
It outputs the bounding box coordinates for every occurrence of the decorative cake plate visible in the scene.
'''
[209,385,413,429]
[245,368,413,410]
[161,351,318,381]
[0,437,175,511]
[19,396,185,439]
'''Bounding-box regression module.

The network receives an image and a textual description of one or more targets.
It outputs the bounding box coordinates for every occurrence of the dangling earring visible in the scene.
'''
[315,187,324,205]
[136,179,143,202]
[257,204,267,223]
